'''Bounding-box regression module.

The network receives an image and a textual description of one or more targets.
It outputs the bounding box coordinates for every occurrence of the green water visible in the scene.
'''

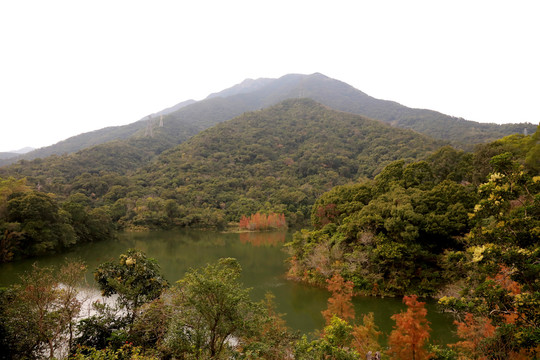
[0,230,456,344]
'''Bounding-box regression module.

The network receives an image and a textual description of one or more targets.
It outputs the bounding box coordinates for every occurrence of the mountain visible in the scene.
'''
[12,147,34,154]
[159,73,535,150]
[202,73,535,147]
[0,99,197,166]
[0,123,146,167]
[1,73,534,167]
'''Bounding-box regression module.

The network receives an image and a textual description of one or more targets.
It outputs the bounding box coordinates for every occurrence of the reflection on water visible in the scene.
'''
[239,231,286,246]
[0,230,456,343]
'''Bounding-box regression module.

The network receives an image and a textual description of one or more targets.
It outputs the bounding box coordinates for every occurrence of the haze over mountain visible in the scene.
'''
[1,73,535,166]
[0,147,34,160]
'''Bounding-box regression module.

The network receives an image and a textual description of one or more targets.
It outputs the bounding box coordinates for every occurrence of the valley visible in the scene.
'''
[0,73,538,359]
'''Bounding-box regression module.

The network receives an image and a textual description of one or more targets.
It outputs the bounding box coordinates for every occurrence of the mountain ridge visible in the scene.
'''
[1,72,535,166]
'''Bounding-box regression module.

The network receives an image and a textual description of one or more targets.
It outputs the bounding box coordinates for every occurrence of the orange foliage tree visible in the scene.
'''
[321,273,355,325]
[238,212,287,230]
[387,295,432,360]
[452,313,496,360]
[320,273,382,356]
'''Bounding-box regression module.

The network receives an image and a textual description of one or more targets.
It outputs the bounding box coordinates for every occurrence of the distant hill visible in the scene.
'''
[1,73,534,167]
[206,73,535,147]
[12,147,35,154]
[0,147,34,160]
[130,72,538,151]
[0,99,197,166]
[160,73,535,148]
[0,152,19,160]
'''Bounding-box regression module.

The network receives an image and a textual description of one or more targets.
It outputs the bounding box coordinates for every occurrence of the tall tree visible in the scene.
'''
[440,154,540,358]
[322,273,356,325]
[295,315,360,360]
[164,258,263,359]
[387,295,432,360]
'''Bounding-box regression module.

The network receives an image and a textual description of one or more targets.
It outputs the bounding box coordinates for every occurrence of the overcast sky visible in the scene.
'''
[1,0,538,152]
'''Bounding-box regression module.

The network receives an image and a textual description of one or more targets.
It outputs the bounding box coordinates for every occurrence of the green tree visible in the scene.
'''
[7,191,77,257]
[131,297,172,356]
[75,301,130,352]
[94,249,168,324]
[0,177,30,219]
[295,315,360,360]
[164,258,263,359]
[236,293,297,360]
[439,158,540,358]
[72,342,158,360]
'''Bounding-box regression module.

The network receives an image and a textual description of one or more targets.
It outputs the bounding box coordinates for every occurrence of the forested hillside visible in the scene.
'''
[0,94,537,262]
[287,125,539,293]
[0,152,18,160]
[132,99,444,227]
[156,73,537,149]
[0,101,196,166]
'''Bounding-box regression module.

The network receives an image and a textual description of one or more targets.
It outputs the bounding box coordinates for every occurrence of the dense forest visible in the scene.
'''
[287,128,539,289]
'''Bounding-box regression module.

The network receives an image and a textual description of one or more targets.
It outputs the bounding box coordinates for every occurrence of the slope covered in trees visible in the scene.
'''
[287,127,538,295]
[0,177,116,262]
[0,102,196,167]
[1,98,536,261]
[0,152,19,160]
[128,99,444,228]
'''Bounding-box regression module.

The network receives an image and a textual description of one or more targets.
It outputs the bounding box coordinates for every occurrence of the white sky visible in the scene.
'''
[1,0,539,152]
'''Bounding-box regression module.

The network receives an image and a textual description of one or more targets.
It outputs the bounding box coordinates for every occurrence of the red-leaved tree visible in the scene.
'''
[452,313,495,360]
[321,273,355,325]
[238,212,287,230]
[387,295,432,360]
